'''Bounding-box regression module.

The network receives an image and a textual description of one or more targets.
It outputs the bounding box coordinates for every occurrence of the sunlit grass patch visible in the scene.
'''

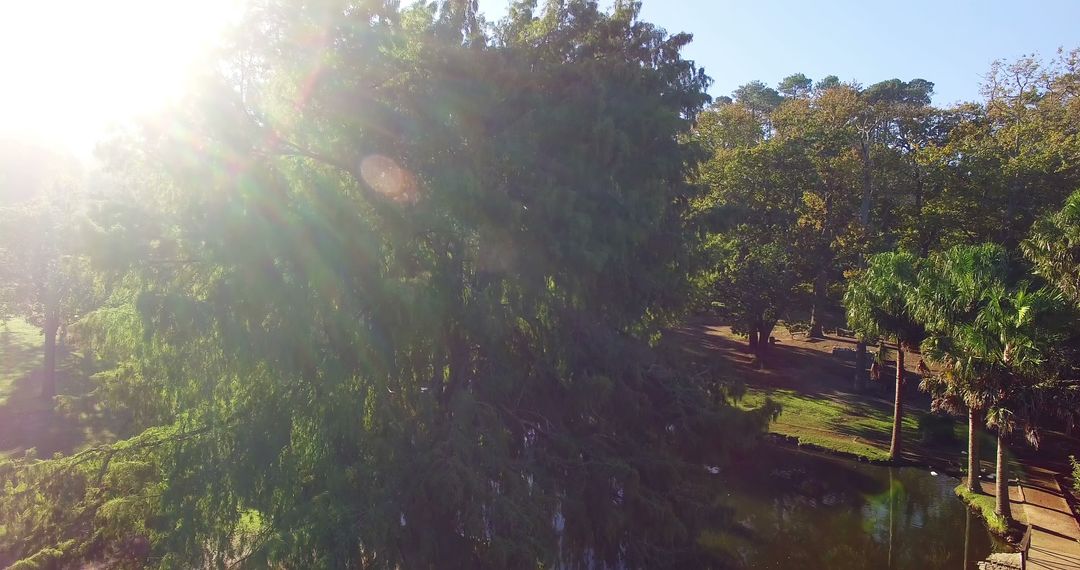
[0,319,45,405]
[0,319,117,458]
[737,387,921,463]
[955,484,1008,535]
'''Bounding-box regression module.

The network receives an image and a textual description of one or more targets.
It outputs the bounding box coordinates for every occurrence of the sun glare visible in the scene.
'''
[0,0,242,153]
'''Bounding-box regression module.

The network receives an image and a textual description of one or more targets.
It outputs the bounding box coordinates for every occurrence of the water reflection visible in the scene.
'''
[710,446,1008,569]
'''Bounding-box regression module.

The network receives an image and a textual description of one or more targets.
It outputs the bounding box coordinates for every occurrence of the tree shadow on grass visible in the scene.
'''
[0,344,125,458]
[667,318,976,468]
[0,327,44,401]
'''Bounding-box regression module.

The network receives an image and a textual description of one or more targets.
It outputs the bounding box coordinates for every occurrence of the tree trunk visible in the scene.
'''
[995,430,1012,523]
[915,174,932,256]
[747,325,759,354]
[808,271,825,338]
[442,321,469,407]
[859,139,873,226]
[889,343,905,461]
[967,407,982,493]
[854,341,867,391]
[914,172,923,217]
[41,312,59,399]
[439,238,469,408]
[756,322,775,369]
[1002,177,1020,243]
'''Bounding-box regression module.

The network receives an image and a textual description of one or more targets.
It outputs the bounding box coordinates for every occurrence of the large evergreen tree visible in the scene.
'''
[0,1,773,567]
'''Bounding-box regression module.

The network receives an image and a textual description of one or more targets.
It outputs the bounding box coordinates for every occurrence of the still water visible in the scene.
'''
[710,445,1009,569]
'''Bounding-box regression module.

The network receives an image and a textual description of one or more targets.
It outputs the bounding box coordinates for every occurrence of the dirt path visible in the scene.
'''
[968,454,1080,569]
[1016,462,1080,569]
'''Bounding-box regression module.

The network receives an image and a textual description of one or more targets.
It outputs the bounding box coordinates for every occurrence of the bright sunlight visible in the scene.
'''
[0,0,241,152]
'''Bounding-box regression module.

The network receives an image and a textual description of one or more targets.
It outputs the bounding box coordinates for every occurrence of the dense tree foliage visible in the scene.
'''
[1,0,1078,564]
[691,138,816,366]
[0,1,775,568]
[1024,189,1080,307]
[695,52,1079,360]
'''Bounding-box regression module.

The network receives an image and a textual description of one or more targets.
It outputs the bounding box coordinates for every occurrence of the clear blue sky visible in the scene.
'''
[477,0,1080,106]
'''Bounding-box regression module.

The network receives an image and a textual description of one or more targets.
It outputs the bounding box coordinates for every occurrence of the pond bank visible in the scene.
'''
[668,318,1080,566]
[764,406,1080,570]
[717,443,1006,569]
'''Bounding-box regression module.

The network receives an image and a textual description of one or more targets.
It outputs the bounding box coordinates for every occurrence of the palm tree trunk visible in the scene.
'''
[995,430,1012,523]
[889,344,904,461]
[967,407,982,493]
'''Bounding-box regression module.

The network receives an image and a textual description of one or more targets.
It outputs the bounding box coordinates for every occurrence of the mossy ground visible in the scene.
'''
[955,484,1009,535]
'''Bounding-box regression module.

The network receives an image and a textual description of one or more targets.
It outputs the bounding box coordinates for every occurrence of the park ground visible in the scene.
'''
[0,319,119,459]
[4,316,1080,567]
[666,316,1080,569]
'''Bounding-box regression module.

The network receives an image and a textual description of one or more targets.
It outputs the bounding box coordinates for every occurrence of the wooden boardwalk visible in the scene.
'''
[1017,465,1080,570]
[979,463,1080,569]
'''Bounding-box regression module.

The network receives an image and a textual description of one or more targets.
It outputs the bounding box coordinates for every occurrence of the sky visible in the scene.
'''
[1,0,1075,157]
[0,0,242,156]
[478,0,1080,106]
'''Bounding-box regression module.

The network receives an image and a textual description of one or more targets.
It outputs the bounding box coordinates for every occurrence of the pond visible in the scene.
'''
[708,445,1010,569]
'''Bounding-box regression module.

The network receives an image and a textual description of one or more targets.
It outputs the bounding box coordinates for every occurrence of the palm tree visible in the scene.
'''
[971,284,1066,523]
[844,251,925,461]
[918,253,1067,526]
[1023,189,1080,308]
[913,244,1009,494]
[919,359,988,494]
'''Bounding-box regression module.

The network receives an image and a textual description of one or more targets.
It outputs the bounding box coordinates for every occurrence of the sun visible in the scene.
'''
[0,0,243,154]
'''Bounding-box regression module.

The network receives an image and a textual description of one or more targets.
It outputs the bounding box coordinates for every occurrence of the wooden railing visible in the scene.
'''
[1018,523,1033,570]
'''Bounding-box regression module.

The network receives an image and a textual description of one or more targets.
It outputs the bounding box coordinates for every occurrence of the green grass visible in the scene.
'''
[0,319,46,405]
[738,387,937,463]
[955,484,1008,535]
[0,319,119,458]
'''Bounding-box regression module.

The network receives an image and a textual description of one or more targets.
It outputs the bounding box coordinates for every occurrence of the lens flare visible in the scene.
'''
[359,155,419,204]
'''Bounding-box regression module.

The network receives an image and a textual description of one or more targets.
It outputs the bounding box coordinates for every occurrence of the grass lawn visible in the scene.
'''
[0,319,45,405]
[737,386,937,462]
[0,319,119,458]
[669,321,968,466]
